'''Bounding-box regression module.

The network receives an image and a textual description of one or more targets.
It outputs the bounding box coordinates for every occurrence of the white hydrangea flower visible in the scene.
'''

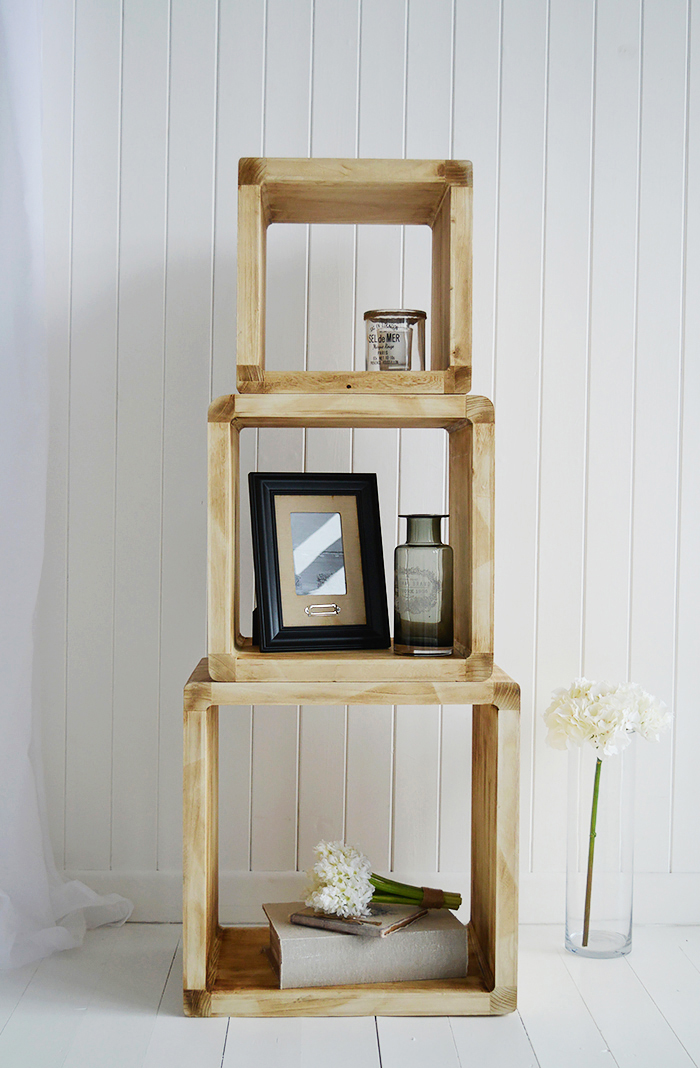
[304,840,374,918]
[617,682,673,741]
[544,677,671,758]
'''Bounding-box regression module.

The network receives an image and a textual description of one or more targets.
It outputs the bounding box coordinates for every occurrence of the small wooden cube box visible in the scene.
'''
[236,157,473,394]
[207,392,494,683]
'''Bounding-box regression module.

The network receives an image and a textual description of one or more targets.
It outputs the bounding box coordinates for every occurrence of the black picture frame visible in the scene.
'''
[249,472,391,652]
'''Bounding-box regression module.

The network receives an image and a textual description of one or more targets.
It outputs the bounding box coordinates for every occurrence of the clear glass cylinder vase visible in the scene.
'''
[565,738,635,957]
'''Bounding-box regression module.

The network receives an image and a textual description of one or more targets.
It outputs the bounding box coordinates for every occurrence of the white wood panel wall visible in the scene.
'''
[36,0,699,923]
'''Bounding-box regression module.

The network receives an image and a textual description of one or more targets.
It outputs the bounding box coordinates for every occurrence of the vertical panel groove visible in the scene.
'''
[400,0,409,311]
[390,706,397,870]
[448,0,456,157]
[247,711,254,871]
[299,0,315,861]
[261,0,268,153]
[295,707,301,871]
[670,0,693,873]
[250,0,269,860]
[109,0,126,870]
[436,704,443,870]
[438,0,458,874]
[302,0,314,473]
[626,0,645,684]
[490,0,505,403]
[529,0,551,875]
[155,0,173,871]
[351,0,362,392]
[62,0,79,871]
[209,0,222,408]
[579,0,598,677]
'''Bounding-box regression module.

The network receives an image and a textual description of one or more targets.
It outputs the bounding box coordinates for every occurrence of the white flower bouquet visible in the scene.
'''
[305,840,462,919]
[544,678,672,948]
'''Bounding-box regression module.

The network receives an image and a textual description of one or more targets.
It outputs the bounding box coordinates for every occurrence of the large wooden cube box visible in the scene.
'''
[182,666,519,1017]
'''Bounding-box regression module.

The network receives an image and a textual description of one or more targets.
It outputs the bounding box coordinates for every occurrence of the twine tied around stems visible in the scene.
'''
[420,886,446,909]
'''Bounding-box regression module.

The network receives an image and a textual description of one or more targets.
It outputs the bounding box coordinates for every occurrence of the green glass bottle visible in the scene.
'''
[394,515,453,656]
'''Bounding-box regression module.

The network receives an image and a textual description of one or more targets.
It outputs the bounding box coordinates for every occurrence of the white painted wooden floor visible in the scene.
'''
[1,924,698,1067]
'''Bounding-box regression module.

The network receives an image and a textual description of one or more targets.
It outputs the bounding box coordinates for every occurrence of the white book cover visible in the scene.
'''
[263,902,468,989]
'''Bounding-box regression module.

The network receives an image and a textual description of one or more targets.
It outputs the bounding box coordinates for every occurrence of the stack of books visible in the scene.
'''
[263,902,468,989]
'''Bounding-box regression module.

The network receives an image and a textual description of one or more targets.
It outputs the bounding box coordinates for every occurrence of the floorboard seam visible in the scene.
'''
[0,964,41,1038]
[513,1009,543,1067]
[447,1016,464,1068]
[678,941,700,978]
[155,937,180,1015]
[374,1016,383,1068]
[624,945,700,1068]
[219,1018,230,1067]
[557,948,623,1067]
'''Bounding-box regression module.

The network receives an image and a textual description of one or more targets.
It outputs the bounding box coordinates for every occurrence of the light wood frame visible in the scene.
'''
[207,393,494,683]
[236,158,473,395]
[183,660,519,1017]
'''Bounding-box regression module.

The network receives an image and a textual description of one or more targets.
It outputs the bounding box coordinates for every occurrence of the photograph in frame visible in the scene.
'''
[249,472,391,652]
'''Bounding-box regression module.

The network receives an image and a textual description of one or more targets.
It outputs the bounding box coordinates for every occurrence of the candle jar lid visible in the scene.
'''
[364,309,427,322]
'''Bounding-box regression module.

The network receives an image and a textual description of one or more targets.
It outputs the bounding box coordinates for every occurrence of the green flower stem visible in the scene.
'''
[371,874,419,895]
[369,874,462,910]
[582,757,603,947]
[370,875,421,899]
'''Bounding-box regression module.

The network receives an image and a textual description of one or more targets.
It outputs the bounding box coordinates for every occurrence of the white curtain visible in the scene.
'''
[0,0,132,970]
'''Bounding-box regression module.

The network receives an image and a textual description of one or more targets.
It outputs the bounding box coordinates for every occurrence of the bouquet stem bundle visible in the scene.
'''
[370,874,462,911]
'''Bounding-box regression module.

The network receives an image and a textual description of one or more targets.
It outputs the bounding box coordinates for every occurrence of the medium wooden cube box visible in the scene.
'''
[236,157,473,395]
[206,392,494,683]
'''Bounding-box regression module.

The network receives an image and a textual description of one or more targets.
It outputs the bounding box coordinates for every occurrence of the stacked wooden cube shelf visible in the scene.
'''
[183,158,520,1017]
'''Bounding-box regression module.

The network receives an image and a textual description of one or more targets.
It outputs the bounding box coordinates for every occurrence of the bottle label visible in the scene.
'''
[367,325,411,370]
[395,566,441,618]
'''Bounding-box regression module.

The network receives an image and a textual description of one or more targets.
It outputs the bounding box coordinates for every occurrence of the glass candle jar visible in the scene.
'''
[364,309,426,371]
[394,514,453,656]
